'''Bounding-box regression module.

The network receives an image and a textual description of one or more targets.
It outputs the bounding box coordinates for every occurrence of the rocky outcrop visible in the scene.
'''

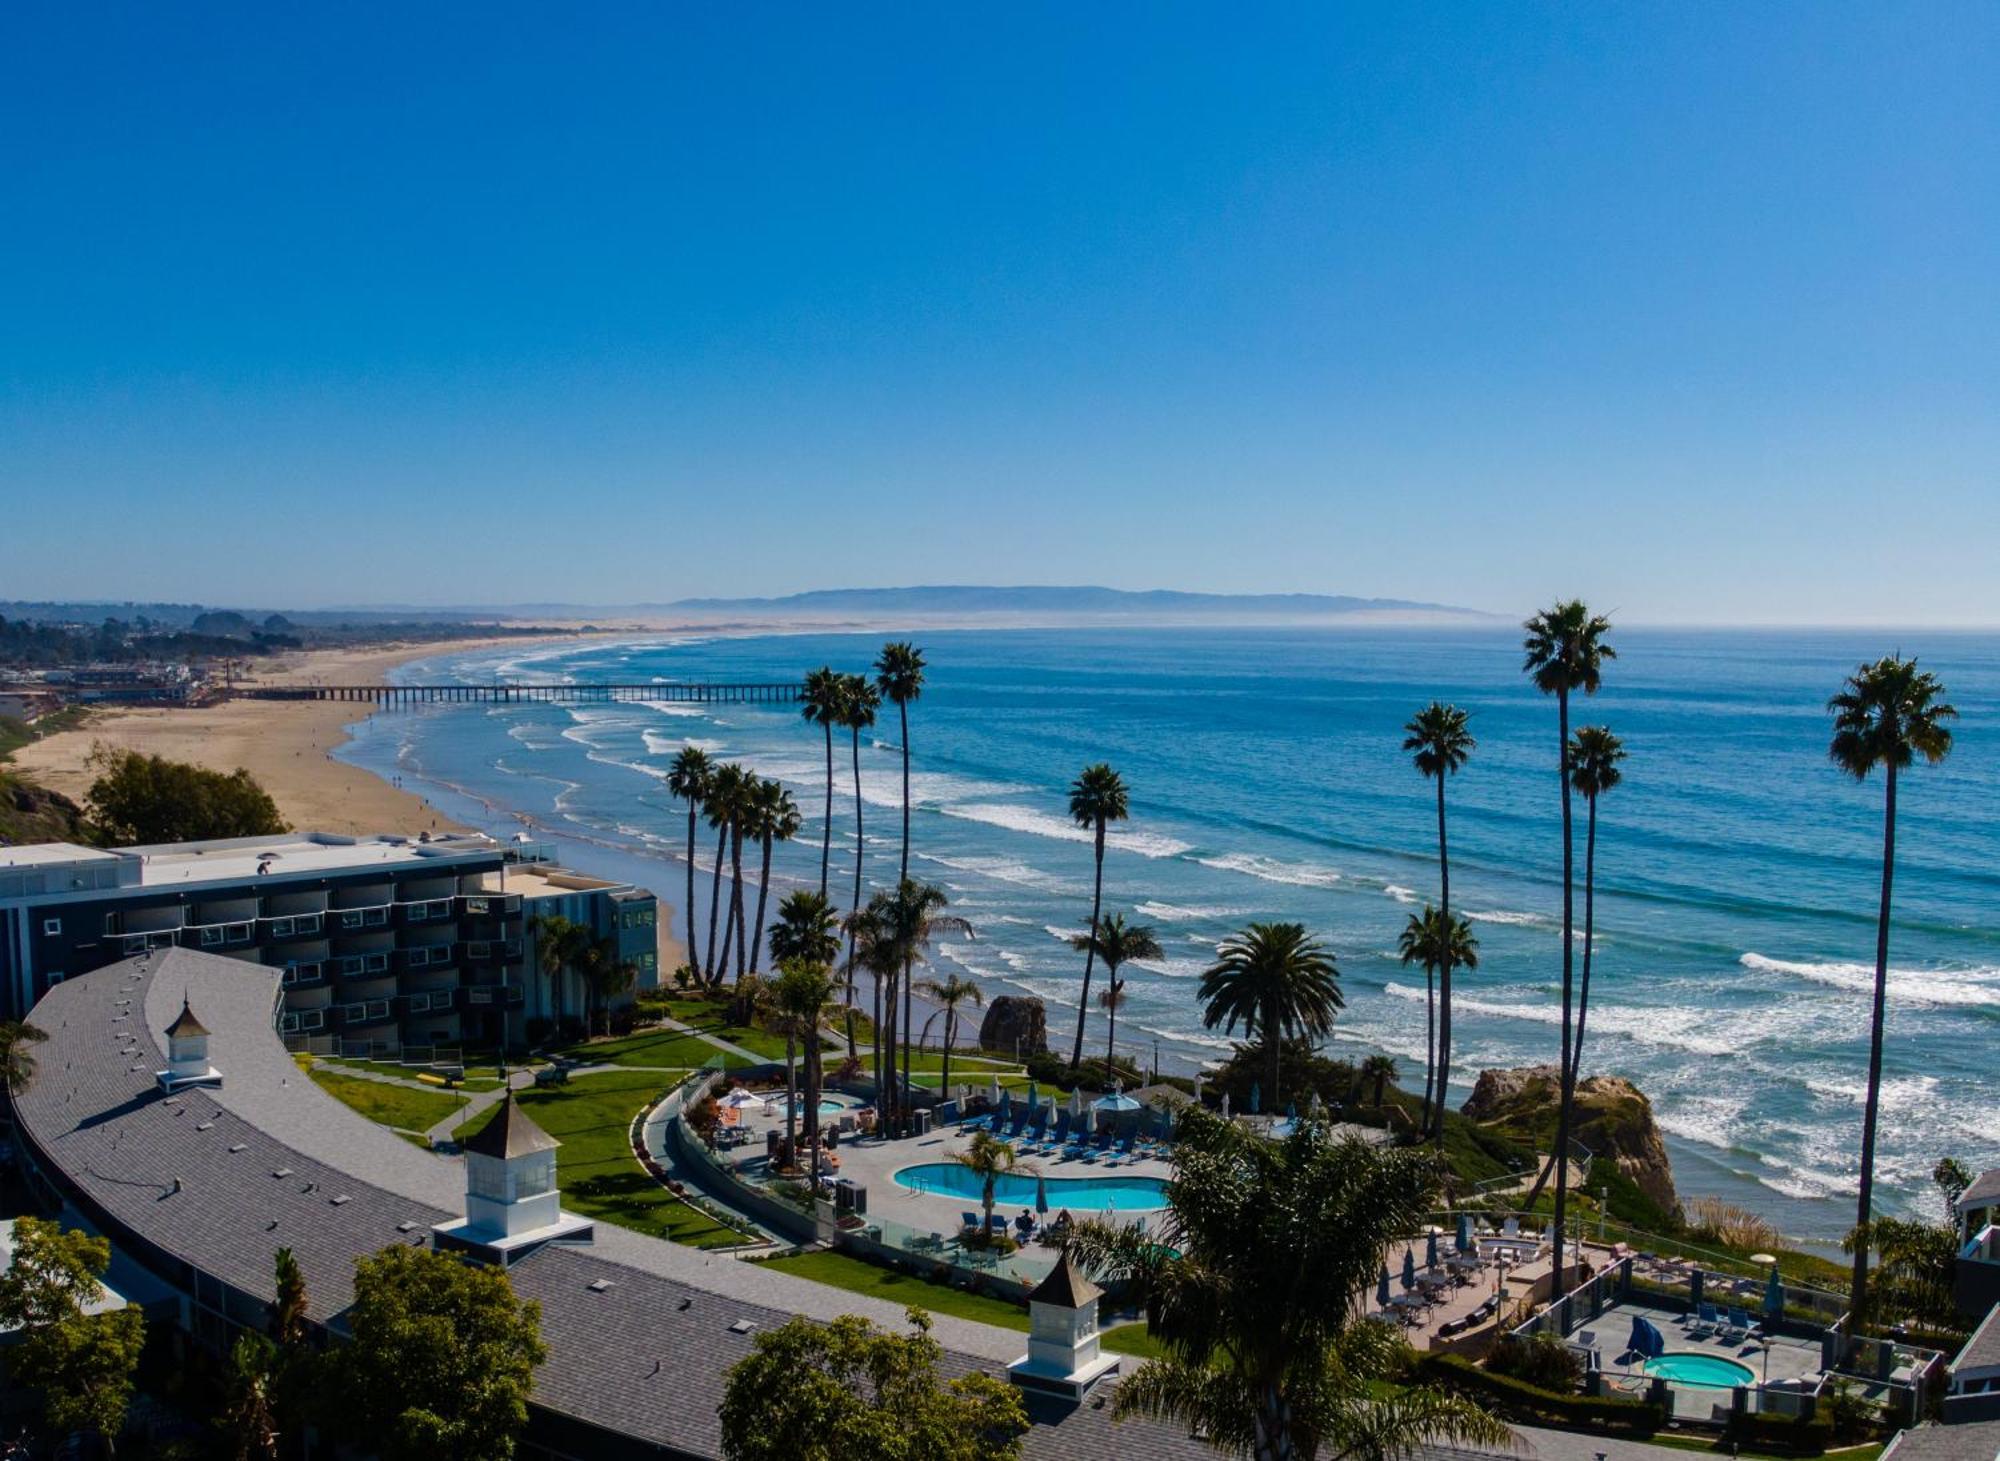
[1462,1064,1679,1217]
[977,995,1047,1057]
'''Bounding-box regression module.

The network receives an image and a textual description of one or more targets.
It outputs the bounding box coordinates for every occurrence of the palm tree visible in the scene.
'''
[887,879,973,1135]
[1070,914,1161,1069]
[1829,654,1955,1325]
[0,1019,47,1098]
[1397,908,1478,1133]
[667,746,713,983]
[747,778,801,974]
[531,913,588,1037]
[1060,1111,1508,1460]
[873,641,926,885]
[1521,597,1614,1294]
[702,763,749,988]
[837,675,881,1043]
[1097,982,1129,1066]
[1360,1053,1398,1108]
[1565,724,1626,1093]
[769,891,844,1180]
[1066,763,1130,1073]
[801,666,843,899]
[951,1129,1030,1241]
[1198,923,1344,1105]
[765,960,839,1169]
[578,935,639,1037]
[848,880,971,1134]
[1402,701,1474,1140]
[915,973,983,1099]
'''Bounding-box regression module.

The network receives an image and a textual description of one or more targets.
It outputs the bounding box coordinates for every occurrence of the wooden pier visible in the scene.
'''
[236,682,804,707]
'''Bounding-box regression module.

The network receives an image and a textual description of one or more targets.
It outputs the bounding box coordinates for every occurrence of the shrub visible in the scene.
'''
[1417,1354,1664,1433]
[524,1016,553,1047]
[1686,1197,1780,1251]
[1487,1331,1583,1395]
[1727,1411,1834,1455]
[608,1006,637,1036]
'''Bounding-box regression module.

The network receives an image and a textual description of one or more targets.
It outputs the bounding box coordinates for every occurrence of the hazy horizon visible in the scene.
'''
[4,6,1995,626]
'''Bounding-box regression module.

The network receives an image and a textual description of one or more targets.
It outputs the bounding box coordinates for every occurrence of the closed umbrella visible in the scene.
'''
[1763,1267,1785,1320]
[1249,1082,1261,1115]
[1070,1087,1084,1118]
[990,1075,1002,1107]
[1456,1213,1472,1253]
[1035,1175,1050,1218]
[1027,1081,1039,1113]
[999,1088,1013,1121]
[1221,1093,1231,1119]
[1401,1249,1417,1289]
[1377,1265,1392,1307]
[1287,1100,1298,1122]
[1426,1231,1439,1269]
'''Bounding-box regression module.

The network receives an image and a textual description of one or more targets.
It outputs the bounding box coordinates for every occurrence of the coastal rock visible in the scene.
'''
[977,996,1047,1057]
[1462,1065,1680,1218]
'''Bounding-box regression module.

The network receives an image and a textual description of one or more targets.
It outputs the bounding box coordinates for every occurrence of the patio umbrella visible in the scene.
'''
[1456,1212,1472,1253]
[1426,1231,1439,1269]
[1248,1082,1261,1115]
[1377,1265,1392,1306]
[1035,1175,1049,1217]
[1402,1249,1417,1289]
[1287,1100,1298,1122]
[1690,1268,1704,1308]
[1193,1071,1203,1105]
[1027,1081,1039,1112]
[1220,1093,1230,1119]
[990,1075,1002,1106]
[1763,1267,1785,1320]
[999,1088,1013,1120]
[1070,1087,1084,1118]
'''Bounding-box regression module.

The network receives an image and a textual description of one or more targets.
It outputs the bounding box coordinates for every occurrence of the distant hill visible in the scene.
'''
[662,585,1493,620]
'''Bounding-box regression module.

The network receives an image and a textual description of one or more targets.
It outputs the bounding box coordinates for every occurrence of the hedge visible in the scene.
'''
[1416,1354,1666,1433]
[1725,1411,1833,1455]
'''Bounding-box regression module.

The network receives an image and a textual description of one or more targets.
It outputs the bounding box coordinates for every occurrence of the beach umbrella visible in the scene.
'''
[999,1087,1013,1120]
[1377,1265,1392,1307]
[1456,1213,1472,1254]
[1690,1269,1704,1308]
[1763,1267,1785,1320]
[1426,1231,1439,1269]
[1287,1100,1298,1122]
[1070,1086,1084,1118]
[1027,1081,1039,1112]
[1249,1082,1261,1115]
[1401,1249,1417,1290]
[989,1075,1002,1107]
[1035,1175,1049,1217]
[1220,1093,1230,1119]
[1193,1071,1203,1105]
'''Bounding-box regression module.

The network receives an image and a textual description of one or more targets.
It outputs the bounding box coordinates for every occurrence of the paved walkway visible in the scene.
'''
[1514,1424,1711,1461]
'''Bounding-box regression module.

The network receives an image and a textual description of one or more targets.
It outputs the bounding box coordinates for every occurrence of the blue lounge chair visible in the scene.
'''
[960,1211,981,1234]
[1051,1109,1071,1146]
[987,1214,1008,1235]
[1689,1302,1721,1338]
[1723,1308,1752,1344]
[1007,1109,1029,1140]
[1026,1111,1048,1146]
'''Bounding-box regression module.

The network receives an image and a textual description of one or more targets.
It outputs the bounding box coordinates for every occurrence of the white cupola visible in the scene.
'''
[1007,1252,1120,1399]
[156,996,222,1093]
[433,1092,593,1264]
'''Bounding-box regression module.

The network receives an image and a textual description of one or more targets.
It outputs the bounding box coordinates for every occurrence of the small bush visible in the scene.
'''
[1727,1411,1834,1455]
[524,1016,553,1047]
[608,1006,638,1036]
[1487,1331,1583,1394]
[1686,1196,1780,1251]
[1418,1353,1664,1433]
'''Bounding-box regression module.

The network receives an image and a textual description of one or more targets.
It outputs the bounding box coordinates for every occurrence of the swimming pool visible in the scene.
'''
[817,1096,857,1116]
[1643,1353,1756,1388]
[892,1163,1168,1212]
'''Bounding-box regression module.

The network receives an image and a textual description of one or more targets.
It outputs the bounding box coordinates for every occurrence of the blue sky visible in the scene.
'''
[2,4,1995,624]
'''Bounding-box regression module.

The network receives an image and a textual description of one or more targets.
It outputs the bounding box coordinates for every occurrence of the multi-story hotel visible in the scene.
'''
[0,831,660,1051]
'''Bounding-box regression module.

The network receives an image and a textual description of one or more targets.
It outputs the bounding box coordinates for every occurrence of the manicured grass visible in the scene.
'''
[1645,1437,1883,1461]
[1098,1320,1167,1361]
[557,1028,752,1071]
[453,1068,751,1250]
[309,1070,467,1134]
[655,997,797,1060]
[305,1053,505,1091]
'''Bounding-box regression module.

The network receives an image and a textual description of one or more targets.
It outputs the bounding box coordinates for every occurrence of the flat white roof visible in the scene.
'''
[0,842,120,868]
[126,832,504,887]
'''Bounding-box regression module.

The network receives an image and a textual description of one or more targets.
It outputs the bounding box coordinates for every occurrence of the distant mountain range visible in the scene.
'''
[661,585,1492,620]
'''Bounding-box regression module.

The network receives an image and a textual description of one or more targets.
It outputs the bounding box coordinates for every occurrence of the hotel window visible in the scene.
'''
[102,912,123,935]
[42,918,61,936]
[201,926,226,948]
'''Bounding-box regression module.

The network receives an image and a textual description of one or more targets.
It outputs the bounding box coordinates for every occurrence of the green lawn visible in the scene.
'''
[757,1248,1162,1356]
[1645,1437,1883,1461]
[453,1068,752,1250]
[556,1027,753,1071]
[311,1054,505,1091]
[655,996,797,1060]
[309,1070,467,1134]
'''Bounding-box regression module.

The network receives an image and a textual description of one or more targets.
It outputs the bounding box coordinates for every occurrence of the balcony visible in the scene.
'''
[332,952,393,979]
[279,961,327,990]
[462,984,525,1009]
[401,989,458,1017]
[331,906,392,934]
[187,921,256,950]
[336,999,396,1029]
[461,938,524,965]
[398,898,456,926]
[118,931,177,958]
[263,912,324,940]
[398,945,457,972]
[278,1008,328,1035]
[460,893,522,918]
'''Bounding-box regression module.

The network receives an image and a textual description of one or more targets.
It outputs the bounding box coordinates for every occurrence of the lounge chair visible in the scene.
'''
[1006,1110,1028,1139]
[1050,1110,1071,1146]
[987,1214,1008,1235]
[1689,1302,1720,1339]
[1722,1308,1752,1344]
[960,1212,981,1234]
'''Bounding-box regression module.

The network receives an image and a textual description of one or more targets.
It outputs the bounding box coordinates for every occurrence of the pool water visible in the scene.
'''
[817,1098,854,1116]
[893,1163,1168,1212]
[1643,1353,1756,1387]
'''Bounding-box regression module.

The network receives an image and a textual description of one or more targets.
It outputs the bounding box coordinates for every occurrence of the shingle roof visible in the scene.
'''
[1029,1251,1103,1310]
[462,1092,560,1160]
[12,949,1502,1461]
[1959,1301,2000,1374]
[164,996,209,1038]
[1961,1170,2000,1211]
[1883,1420,2000,1461]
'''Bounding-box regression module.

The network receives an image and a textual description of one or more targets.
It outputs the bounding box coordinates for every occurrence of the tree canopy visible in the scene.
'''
[85,744,287,844]
[718,1308,1028,1461]
[332,1245,547,1461]
[0,1216,146,1449]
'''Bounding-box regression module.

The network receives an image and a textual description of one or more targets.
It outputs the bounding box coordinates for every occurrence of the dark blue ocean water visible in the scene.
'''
[336,626,1999,1240]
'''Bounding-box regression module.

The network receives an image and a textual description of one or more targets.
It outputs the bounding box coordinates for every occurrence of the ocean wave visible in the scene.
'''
[1129,955,1211,979]
[1383,884,1419,904]
[1740,952,2000,1008]
[1652,1094,1751,1153]
[1135,899,1235,923]
[942,802,1192,858]
[1464,909,1554,930]
[1196,851,1343,888]
[642,702,710,719]
[1383,981,1736,1057]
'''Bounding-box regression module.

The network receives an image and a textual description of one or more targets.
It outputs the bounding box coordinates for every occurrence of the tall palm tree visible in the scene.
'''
[915,973,983,1099]
[951,1129,1031,1240]
[1564,724,1626,1093]
[747,778,801,974]
[1402,702,1474,1140]
[1521,597,1615,1293]
[1397,908,1478,1133]
[531,913,587,1037]
[873,641,926,885]
[0,1019,48,1099]
[1060,1111,1508,1460]
[849,879,971,1135]
[764,960,838,1168]
[577,935,639,1037]
[1070,914,1162,1069]
[837,675,881,1044]
[702,763,749,988]
[666,746,713,983]
[1198,922,1344,1105]
[1066,763,1130,1073]
[1829,655,1955,1325]
[769,891,844,1180]
[801,666,843,899]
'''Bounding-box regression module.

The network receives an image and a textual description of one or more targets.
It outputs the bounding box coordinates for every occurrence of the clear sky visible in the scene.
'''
[3,4,1995,624]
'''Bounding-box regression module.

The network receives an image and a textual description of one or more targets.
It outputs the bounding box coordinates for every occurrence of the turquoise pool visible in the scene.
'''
[818,1097,857,1116]
[893,1163,1168,1212]
[1643,1353,1756,1388]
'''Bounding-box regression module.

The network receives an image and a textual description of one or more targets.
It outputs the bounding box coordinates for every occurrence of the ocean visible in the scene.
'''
[335,625,2000,1242]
